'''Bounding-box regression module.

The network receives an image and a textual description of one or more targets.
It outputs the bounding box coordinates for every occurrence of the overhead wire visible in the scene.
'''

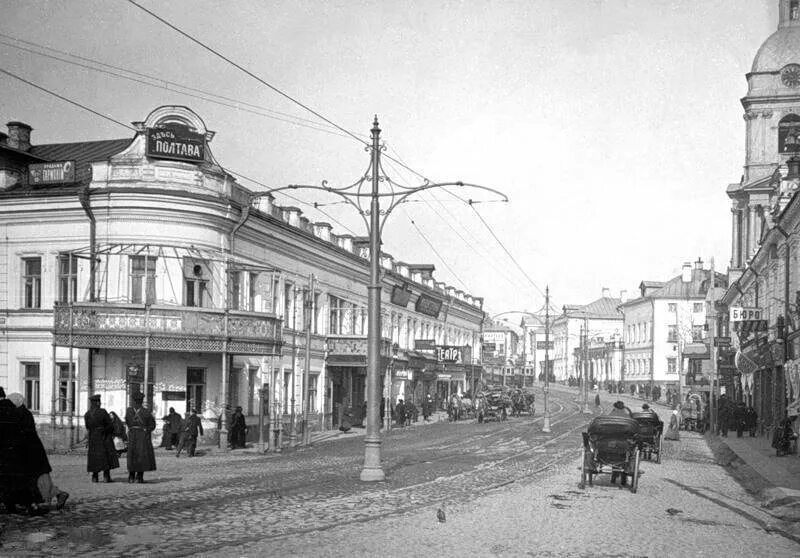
[407,217,471,292]
[0,34,353,139]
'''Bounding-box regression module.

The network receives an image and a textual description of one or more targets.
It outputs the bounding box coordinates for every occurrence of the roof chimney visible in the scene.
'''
[681,262,692,283]
[694,257,704,270]
[6,121,32,151]
[602,287,610,298]
[620,290,628,303]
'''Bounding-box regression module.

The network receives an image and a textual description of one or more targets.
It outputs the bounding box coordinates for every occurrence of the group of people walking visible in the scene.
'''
[159,407,208,456]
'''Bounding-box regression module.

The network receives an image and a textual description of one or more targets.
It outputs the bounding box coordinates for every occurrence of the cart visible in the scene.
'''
[476,388,512,423]
[631,412,663,464]
[579,415,641,493]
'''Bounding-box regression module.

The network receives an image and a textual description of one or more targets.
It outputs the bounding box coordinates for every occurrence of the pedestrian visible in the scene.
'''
[5,391,69,513]
[228,406,247,449]
[159,415,171,449]
[177,409,204,457]
[109,411,128,457]
[718,395,731,437]
[609,400,632,417]
[396,398,406,427]
[84,394,119,483]
[423,394,433,421]
[125,392,156,483]
[734,402,747,438]
[745,406,758,437]
[664,410,681,441]
[594,392,601,408]
[0,387,46,515]
[165,407,182,450]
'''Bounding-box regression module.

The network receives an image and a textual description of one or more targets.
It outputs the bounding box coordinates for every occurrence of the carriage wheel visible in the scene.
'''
[579,449,589,489]
[630,449,640,494]
[656,437,662,464]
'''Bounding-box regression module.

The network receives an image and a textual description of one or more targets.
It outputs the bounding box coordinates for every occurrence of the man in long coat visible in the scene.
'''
[228,406,247,449]
[177,409,204,457]
[84,394,119,482]
[125,392,156,483]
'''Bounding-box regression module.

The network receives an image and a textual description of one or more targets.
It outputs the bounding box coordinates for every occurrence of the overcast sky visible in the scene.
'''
[0,0,777,317]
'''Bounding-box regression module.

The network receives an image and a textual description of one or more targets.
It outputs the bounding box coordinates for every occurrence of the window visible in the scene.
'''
[329,295,344,335]
[667,357,677,374]
[57,253,78,303]
[131,256,156,304]
[248,272,257,312]
[186,367,205,412]
[23,257,42,309]
[667,303,677,312]
[57,363,76,413]
[284,283,294,328]
[693,302,704,313]
[184,261,210,308]
[691,325,704,342]
[23,362,40,411]
[667,325,677,343]
[313,292,320,334]
[230,272,241,310]
[779,114,800,152]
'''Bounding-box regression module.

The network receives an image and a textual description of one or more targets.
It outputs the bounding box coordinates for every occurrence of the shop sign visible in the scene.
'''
[391,284,412,307]
[328,338,367,355]
[394,369,413,380]
[146,125,205,163]
[414,339,436,351]
[436,345,463,363]
[713,337,731,347]
[438,374,451,380]
[415,294,442,318]
[730,307,763,322]
[161,390,186,401]
[28,161,76,185]
[536,341,554,350]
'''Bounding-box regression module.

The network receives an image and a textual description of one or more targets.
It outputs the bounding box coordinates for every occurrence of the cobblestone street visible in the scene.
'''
[1,387,799,557]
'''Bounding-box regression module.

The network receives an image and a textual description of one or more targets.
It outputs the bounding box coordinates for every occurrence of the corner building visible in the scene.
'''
[0,106,485,448]
[723,1,800,430]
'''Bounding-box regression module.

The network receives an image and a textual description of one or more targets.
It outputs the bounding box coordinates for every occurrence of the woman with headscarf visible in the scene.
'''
[5,391,69,512]
[664,409,681,441]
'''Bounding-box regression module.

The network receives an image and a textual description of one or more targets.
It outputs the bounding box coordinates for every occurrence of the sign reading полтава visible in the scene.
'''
[146,125,205,163]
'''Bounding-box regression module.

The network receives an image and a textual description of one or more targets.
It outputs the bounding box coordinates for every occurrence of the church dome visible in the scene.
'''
[752,26,800,73]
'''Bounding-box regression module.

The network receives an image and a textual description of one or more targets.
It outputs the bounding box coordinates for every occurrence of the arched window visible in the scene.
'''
[779,114,800,153]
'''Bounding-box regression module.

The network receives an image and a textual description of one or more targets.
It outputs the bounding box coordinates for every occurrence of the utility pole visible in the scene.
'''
[709,259,717,436]
[289,287,298,447]
[542,286,552,433]
[582,314,591,413]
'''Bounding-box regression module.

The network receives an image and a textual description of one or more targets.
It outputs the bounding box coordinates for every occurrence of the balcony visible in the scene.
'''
[53,302,282,355]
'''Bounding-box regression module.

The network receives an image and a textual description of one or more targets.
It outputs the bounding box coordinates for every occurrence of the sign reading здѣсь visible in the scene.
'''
[146,126,205,163]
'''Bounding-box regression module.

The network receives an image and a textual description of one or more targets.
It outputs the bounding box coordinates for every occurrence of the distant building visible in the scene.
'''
[619,261,726,399]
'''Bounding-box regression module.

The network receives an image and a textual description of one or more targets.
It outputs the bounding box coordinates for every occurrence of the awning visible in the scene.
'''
[684,343,710,358]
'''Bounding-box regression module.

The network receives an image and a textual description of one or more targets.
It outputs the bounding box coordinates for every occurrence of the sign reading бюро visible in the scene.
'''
[729,307,762,322]
[146,125,205,163]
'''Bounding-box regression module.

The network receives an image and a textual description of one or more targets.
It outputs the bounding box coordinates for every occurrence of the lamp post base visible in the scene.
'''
[542,413,551,433]
[360,435,385,482]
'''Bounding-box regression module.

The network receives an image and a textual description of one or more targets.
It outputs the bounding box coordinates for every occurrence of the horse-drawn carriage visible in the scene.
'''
[475,386,512,423]
[680,393,705,432]
[510,388,535,417]
[631,411,663,464]
[579,416,641,493]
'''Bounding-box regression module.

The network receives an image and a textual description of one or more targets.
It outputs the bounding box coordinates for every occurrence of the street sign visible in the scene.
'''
[536,341,554,350]
[729,307,763,322]
[713,337,731,347]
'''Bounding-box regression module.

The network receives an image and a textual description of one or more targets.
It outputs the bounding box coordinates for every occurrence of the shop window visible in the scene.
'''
[131,255,156,304]
[22,257,41,309]
[57,253,78,303]
[186,367,205,412]
[23,362,40,411]
[57,363,76,413]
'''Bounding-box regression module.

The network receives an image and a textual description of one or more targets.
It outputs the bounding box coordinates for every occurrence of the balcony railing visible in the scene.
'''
[53,302,282,355]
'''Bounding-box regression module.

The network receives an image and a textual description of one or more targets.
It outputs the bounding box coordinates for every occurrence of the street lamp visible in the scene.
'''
[255,117,506,481]
[384,343,398,431]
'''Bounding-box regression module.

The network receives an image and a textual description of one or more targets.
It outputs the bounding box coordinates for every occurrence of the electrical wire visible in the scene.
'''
[124,0,371,148]
[406,216,471,293]
[0,35,353,139]
[0,67,136,132]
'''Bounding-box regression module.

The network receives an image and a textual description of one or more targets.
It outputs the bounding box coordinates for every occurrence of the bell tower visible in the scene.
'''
[728,0,800,270]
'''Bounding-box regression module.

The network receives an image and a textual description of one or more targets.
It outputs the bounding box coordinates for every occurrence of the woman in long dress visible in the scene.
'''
[664,409,681,441]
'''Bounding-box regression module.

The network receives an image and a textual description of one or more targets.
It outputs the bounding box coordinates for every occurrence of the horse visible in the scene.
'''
[460,397,474,419]
[447,394,462,422]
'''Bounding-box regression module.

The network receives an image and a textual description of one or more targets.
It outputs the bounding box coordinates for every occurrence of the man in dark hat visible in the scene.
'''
[609,400,632,417]
[84,394,119,482]
[125,392,156,483]
[176,409,203,457]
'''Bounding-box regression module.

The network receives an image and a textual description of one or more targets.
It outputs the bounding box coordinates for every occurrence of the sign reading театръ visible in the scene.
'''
[436,346,463,363]
[729,307,763,322]
[146,126,205,163]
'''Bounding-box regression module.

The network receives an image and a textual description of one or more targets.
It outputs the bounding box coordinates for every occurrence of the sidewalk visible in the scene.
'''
[577,385,800,516]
